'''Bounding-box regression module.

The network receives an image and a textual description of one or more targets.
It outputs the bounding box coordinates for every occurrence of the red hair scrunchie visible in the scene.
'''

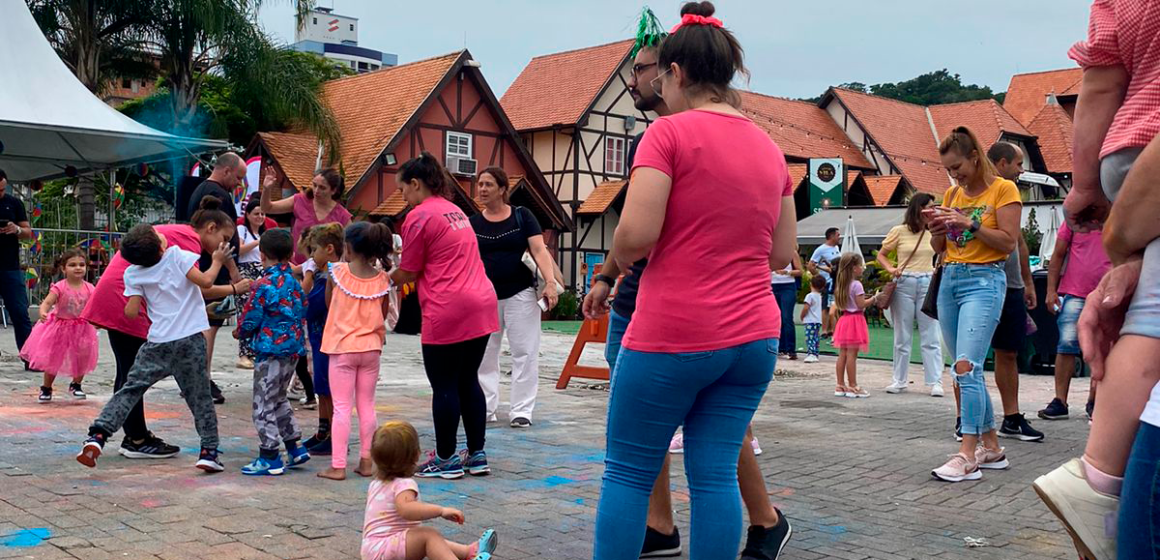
[670,13,724,33]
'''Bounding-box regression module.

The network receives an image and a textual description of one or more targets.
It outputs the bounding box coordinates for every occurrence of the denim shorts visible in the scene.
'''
[1056,294,1084,355]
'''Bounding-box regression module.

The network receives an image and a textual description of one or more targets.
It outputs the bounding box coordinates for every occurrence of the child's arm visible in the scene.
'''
[380,290,390,319]
[854,291,881,310]
[325,274,333,307]
[799,300,810,322]
[186,243,230,289]
[301,269,315,295]
[37,291,59,323]
[393,490,465,524]
[235,282,265,339]
[124,295,143,320]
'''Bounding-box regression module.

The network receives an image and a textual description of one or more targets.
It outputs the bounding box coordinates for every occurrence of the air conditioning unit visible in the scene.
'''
[447,156,478,177]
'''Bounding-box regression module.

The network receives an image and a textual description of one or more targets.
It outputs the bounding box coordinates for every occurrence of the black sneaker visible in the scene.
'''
[38,386,52,403]
[1086,400,1095,425]
[76,433,106,468]
[640,526,681,558]
[999,413,1045,442]
[196,448,225,473]
[954,417,962,442]
[210,381,225,405]
[1038,398,1069,420]
[119,433,180,459]
[510,417,532,429]
[741,507,793,560]
[68,383,86,400]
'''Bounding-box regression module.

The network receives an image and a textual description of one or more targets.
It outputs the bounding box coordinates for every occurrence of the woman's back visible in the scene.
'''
[625,109,793,353]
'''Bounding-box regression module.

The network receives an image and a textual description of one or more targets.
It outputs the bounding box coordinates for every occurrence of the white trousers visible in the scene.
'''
[479,287,541,421]
[889,275,944,387]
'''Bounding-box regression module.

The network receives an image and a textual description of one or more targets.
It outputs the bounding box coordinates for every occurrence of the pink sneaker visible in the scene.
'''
[974,446,1010,470]
[668,433,684,454]
[932,453,982,482]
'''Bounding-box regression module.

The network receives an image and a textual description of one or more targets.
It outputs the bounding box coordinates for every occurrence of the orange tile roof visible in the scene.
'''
[577,180,627,215]
[928,99,1032,145]
[258,131,320,192]
[864,175,904,206]
[1003,68,1082,126]
[740,91,873,168]
[829,88,951,195]
[1028,103,1074,173]
[501,40,634,131]
[369,190,407,216]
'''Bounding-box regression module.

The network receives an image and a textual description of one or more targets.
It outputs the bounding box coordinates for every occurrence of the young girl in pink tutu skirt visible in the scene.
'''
[23,249,99,402]
[830,253,882,398]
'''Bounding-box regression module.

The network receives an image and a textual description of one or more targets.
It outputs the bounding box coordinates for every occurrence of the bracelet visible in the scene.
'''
[232,284,237,295]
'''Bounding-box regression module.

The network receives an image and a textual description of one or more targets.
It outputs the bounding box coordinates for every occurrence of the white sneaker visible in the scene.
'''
[803,354,819,364]
[884,383,907,394]
[930,384,945,398]
[932,453,982,482]
[750,436,763,456]
[668,433,684,454]
[1033,459,1118,560]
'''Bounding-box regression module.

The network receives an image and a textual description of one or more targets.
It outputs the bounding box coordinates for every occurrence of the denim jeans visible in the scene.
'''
[889,274,943,387]
[594,338,777,560]
[772,282,798,354]
[604,310,630,371]
[1118,421,1160,559]
[0,269,32,354]
[937,263,1005,435]
[1056,294,1085,355]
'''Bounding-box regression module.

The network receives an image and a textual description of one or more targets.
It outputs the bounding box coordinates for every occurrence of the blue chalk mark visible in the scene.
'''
[818,525,846,542]
[1,528,50,547]
[574,498,585,505]
[544,475,573,487]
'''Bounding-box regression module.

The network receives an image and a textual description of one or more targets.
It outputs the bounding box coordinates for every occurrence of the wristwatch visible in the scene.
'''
[968,220,980,234]
[594,274,616,288]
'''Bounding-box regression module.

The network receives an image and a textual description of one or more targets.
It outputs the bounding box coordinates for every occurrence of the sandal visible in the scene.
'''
[834,385,848,397]
[845,386,870,398]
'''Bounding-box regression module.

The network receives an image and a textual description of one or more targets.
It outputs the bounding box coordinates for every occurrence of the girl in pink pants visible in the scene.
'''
[318,222,394,481]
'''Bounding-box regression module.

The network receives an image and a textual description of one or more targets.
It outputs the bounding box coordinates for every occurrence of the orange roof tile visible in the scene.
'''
[577,180,627,215]
[1027,103,1074,173]
[928,99,1032,146]
[864,175,904,206]
[258,131,320,191]
[829,88,951,195]
[740,91,873,168]
[369,190,407,216]
[1003,68,1082,126]
[501,40,633,131]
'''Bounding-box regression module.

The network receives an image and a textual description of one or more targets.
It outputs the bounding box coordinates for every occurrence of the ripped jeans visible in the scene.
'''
[938,263,1006,436]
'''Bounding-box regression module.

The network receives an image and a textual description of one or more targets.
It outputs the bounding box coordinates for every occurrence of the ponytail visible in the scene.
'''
[191,196,235,232]
[343,221,395,271]
[938,126,998,187]
[398,152,451,198]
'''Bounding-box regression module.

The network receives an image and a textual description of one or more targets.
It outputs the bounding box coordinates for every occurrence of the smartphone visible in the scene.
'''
[538,297,549,312]
[0,219,10,228]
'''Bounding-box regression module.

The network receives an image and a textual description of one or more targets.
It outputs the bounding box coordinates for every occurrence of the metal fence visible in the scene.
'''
[24,228,125,306]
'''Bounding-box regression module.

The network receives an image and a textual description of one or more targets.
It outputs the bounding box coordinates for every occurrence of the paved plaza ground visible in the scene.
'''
[0,328,1091,559]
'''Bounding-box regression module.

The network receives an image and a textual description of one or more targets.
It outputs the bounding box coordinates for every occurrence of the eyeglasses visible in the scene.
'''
[631,62,657,76]
[649,68,671,95]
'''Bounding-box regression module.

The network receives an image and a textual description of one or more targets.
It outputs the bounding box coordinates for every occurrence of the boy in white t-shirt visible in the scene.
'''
[77,224,230,473]
[800,275,826,363]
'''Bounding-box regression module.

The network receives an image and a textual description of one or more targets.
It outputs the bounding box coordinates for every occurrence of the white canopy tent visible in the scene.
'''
[0,0,226,182]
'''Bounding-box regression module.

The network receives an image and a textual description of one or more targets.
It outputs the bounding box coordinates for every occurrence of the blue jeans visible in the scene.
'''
[594,338,777,560]
[605,310,630,371]
[1056,294,1085,355]
[0,269,31,355]
[772,282,797,354]
[1119,421,1160,559]
[937,263,1005,436]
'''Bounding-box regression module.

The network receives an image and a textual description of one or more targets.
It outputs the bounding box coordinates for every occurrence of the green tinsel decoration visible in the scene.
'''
[630,6,666,58]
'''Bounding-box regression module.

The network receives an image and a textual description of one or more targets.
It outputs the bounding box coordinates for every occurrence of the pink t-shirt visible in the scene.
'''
[839,280,865,313]
[1058,222,1112,298]
[624,110,794,353]
[362,477,421,549]
[1068,0,1160,158]
[400,196,498,345]
[291,193,351,264]
[81,224,203,339]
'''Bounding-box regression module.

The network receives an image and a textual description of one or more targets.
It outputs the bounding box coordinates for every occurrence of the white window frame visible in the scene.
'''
[605,136,626,176]
[446,131,473,160]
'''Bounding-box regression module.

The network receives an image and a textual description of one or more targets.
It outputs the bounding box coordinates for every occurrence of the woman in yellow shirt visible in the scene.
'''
[927,126,1022,483]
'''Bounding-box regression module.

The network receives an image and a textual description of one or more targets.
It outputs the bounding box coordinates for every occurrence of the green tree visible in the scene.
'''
[27,0,155,94]
[869,69,996,105]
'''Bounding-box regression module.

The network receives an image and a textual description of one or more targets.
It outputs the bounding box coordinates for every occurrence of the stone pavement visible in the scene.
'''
[0,329,1091,560]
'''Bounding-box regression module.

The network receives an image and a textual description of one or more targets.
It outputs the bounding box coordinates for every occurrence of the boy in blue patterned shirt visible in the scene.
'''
[234,228,308,475]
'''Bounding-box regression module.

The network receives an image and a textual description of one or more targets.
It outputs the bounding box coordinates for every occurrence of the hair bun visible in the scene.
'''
[680,1,715,17]
[198,195,223,211]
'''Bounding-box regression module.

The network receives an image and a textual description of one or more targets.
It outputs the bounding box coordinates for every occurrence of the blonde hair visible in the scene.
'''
[371,420,420,481]
[938,125,998,189]
[833,253,864,314]
[306,222,344,258]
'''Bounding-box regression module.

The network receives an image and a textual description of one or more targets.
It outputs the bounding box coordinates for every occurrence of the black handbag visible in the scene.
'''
[921,254,943,320]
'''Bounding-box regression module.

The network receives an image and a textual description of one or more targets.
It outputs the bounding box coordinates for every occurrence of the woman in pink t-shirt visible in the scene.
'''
[390,153,498,480]
[593,4,797,558]
[260,167,352,264]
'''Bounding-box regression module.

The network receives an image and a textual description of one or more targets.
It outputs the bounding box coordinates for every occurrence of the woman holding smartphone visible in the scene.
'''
[928,126,1023,483]
[469,167,558,429]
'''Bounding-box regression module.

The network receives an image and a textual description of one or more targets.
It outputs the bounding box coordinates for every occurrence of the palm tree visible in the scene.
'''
[28,0,155,95]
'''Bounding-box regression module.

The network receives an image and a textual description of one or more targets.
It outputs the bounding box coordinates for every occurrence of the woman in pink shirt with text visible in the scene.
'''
[592,3,797,558]
[390,153,498,480]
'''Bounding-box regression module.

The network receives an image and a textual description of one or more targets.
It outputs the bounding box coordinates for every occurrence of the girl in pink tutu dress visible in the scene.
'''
[23,249,98,402]
[830,253,882,398]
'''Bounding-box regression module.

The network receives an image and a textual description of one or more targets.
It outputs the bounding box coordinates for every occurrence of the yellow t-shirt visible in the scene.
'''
[943,178,1022,264]
[881,225,937,273]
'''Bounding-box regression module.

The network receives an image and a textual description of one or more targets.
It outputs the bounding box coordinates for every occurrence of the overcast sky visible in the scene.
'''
[258,1,1093,100]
